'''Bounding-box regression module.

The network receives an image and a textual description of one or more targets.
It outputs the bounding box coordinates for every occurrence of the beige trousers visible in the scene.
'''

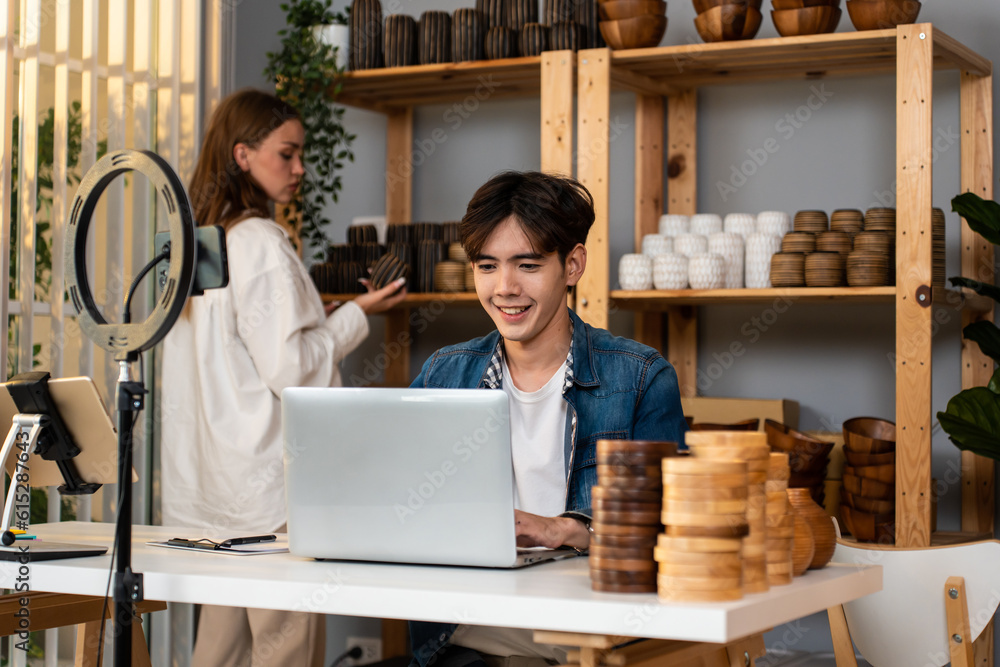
[191,605,326,667]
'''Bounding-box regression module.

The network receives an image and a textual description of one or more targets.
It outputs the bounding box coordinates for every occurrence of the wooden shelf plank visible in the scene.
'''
[610,286,896,308]
[321,292,481,306]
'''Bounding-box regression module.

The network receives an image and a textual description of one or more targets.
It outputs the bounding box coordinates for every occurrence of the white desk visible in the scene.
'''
[0,522,881,649]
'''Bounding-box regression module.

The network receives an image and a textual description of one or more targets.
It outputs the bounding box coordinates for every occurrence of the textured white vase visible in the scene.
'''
[653,253,688,290]
[674,233,708,258]
[756,210,792,238]
[658,214,690,237]
[708,232,745,289]
[641,234,673,258]
[690,213,723,237]
[745,233,783,288]
[688,253,726,290]
[618,253,653,290]
[724,213,757,240]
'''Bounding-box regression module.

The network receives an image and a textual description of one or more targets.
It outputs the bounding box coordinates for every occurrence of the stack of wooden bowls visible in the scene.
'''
[656,457,749,602]
[846,0,920,31]
[685,431,770,594]
[815,231,852,254]
[590,440,677,593]
[693,0,762,43]
[771,0,842,37]
[804,251,845,287]
[764,453,794,586]
[598,0,667,49]
[433,261,467,292]
[764,419,833,507]
[769,252,805,287]
[688,418,759,431]
[793,210,828,234]
[840,417,896,543]
[781,232,816,254]
[931,207,946,287]
[830,209,864,236]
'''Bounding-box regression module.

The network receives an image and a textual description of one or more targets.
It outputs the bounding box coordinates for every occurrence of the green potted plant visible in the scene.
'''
[265,0,355,260]
[936,192,1000,458]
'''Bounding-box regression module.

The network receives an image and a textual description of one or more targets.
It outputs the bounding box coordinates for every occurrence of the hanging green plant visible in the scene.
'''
[264,0,355,260]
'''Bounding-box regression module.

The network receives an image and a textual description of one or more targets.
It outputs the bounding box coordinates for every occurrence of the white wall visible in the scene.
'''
[235,0,1000,660]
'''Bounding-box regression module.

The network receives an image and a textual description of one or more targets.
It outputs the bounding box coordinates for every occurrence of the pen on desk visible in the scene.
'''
[221,535,276,547]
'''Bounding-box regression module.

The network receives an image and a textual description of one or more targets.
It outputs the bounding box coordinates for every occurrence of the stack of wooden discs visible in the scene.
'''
[386,243,414,285]
[350,0,384,70]
[846,251,890,286]
[684,431,770,594]
[384,14,417,68]
[781,232,815,254]
[327,243,352,265]
[769,252,805,287]
[386,223,413,245]
[418,11,452,65]
[434,260,467,292]
[442,221,461,245]
[447,242,468,263]
[465,264,475,290]
[353,241,384,268]
[485,26,517,59]
[505,0,538,30]
[864,207,895,234]
[348,224,378,245]
[765,453,793,586]
[932,207,945,287]
[831,209,864,236]
[804,251,845,287]
[452,8,485,62]
[656,457,748,602]
[793,210,828,233]
[417,240,444,292]
[550,21,583,51]
[309,262,337,294]
[520,23,549,56]
[340,261,366,293]
[815,231,852,254]
[590,440,677,594]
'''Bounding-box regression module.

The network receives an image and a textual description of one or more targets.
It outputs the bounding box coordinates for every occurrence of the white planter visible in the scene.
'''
[756,210,792,238]
[313,23,350,71]
[674,233,708,258]
[658,214,690,237]
[745,233,783,288]
[641,234,673,258]
[690,213,723,237]
[653,253,688,290]
[724,212,756,240]
[688,253,725,290]
[618,254,653,290]
[708,232,745,289]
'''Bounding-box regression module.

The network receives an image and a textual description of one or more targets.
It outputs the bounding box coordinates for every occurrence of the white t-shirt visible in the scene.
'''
[160,216,369,534]
[452,355,570,662]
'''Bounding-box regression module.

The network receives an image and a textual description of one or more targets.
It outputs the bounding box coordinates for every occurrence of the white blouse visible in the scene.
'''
[160,216,369,534]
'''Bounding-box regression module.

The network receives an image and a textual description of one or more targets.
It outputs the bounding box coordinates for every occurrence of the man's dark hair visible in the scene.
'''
[460,171,595,262]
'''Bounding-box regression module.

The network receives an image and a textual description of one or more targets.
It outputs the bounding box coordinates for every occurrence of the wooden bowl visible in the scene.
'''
[764,420,834,460]
[771,6,841,37]
[840,503,895,543]
[692,0,762,13]
[842,491,893,515]
[846,0,920,31]
[689,418,759,432]
[599,0,666,20]
[843,448,895,467]
[772,0,840,9]
[842,472,894,500]
[693,5,762,42]
[842,417,896,454]
[844,463,895,485]
[599,14,667,49]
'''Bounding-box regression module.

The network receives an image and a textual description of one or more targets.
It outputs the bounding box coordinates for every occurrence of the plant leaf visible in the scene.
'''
[952,192,1000,245]
[987,367,1000,394]
[949,276,1000,304]
[964,321,1000,366]
[938,387,1000,460]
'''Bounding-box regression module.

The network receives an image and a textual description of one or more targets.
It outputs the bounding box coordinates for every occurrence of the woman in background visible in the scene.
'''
[161,88,406,667]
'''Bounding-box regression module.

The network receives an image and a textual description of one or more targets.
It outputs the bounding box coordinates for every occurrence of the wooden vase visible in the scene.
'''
[504,0,537,31]
[787,487,836,569]
[575,0,605,48]
[549,21,583,51]
[452,8,485,62]
[519,23,549,56]
[790,512,814,576]
[384,15,417,68]
[478,0,507,29]
[350,0,384,70]
[418,11,452,65]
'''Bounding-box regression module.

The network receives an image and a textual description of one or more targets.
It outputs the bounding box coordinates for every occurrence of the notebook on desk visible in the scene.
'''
[281,387,579,568]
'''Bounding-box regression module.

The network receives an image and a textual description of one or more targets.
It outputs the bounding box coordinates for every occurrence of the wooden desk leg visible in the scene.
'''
[827,605,858,667]
[724,634,765,667]
[945,576,975,667]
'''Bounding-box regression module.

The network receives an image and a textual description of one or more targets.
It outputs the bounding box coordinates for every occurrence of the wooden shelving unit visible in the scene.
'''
[574,25,994,552]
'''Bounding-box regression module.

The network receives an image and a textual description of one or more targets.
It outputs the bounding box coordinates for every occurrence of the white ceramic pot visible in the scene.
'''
[618,253,653,290]
[674,233,708,258]
[688,253,725,290]
[658,214,690,237]
[313,23,350,71]
[708,232,745,289]
[745,233,783,288]
[653,253,688,290]
[756,210,792,238]
[690,213,723,237]
[724,212,757,240]
[641,234,673,258]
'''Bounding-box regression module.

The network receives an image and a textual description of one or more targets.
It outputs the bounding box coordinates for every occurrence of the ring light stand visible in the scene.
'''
[65,150,197,666]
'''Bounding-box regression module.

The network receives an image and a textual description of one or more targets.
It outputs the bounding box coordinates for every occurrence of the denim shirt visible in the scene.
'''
[407,308,687,667]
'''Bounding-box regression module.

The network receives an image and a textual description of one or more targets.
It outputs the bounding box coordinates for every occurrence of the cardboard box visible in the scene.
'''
[681,396,799,430]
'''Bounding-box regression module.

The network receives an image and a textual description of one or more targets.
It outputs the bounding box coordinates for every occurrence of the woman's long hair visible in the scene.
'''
[188,89,301,229]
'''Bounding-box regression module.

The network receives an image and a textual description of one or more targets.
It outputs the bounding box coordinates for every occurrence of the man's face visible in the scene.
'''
[472,217,585,348]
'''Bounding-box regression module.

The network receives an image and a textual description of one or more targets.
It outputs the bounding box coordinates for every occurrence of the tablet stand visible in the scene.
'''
[0,415,45,537]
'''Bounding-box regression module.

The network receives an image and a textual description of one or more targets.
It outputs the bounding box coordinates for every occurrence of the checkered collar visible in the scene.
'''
[482,321,575,393]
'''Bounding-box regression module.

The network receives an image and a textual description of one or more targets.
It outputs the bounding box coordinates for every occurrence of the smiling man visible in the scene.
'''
[408,171,687,667]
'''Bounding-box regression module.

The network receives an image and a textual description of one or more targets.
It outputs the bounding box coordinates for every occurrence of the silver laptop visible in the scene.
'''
[282,387,578,568]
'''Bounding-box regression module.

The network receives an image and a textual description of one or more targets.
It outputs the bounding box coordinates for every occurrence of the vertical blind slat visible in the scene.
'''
[157,1,178,171]
[50,0,70,381]
[78,0,100,381]
[17,0,41,374]
[0,3,15,382]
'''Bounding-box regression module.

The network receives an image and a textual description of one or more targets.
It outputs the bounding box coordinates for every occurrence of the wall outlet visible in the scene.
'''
[346,636,383,666]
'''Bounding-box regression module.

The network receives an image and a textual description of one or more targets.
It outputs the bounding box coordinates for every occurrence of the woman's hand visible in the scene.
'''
[514,510,590,549]
[353,277,408,314]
